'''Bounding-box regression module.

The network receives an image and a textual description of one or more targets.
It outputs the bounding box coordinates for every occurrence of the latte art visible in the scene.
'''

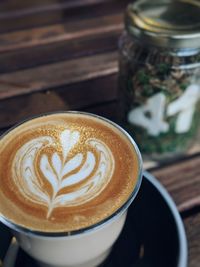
[0,113,139,232]
[12,129,114,218]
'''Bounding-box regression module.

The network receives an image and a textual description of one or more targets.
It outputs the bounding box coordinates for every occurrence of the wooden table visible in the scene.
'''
[0,1,199,266]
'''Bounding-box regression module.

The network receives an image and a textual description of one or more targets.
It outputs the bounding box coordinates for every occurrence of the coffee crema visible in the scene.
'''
[0,113,139,232]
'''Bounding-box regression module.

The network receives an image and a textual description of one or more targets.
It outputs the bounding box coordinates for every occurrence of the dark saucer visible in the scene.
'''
[0,172,187,267]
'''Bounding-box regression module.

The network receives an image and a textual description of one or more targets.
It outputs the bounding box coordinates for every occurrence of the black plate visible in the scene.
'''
[0,172,187,267]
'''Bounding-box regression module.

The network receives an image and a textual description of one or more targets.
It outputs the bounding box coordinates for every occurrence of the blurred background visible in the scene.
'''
[0,0,128,132]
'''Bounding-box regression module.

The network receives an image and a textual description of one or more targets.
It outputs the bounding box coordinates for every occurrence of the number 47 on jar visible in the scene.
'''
[128,84,200,136]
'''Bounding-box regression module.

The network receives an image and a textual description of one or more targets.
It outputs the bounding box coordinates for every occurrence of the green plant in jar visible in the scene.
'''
[119,0,200,160]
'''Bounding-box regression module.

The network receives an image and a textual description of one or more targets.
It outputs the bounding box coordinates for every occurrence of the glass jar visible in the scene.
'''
[119,0,200,161]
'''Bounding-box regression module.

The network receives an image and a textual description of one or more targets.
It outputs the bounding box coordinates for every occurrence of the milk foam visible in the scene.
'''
[12,129,115,218]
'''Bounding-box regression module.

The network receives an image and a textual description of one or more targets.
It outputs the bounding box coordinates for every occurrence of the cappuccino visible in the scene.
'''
[0,112,139,233]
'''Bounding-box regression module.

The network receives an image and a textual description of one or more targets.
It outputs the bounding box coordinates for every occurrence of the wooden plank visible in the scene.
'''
[0,91,68,129]
[0,74,118,128]
[152,155,200,213]
[58,74,118,109]
[0,0,111,16]
[0,101,120,134]
[0,14,123,53]
[0,0,128,34]
[0,13,122,73]
[0,32,119,73]
[83,100,121,122]
[184,212,200,267]
[0,51,118,100]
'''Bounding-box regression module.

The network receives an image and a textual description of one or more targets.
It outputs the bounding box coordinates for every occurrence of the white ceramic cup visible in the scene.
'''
[0,112,143,267]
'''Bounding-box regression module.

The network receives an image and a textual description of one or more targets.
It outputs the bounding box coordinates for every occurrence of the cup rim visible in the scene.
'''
[0,111,143,237]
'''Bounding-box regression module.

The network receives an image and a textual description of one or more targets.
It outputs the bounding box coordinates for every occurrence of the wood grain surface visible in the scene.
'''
[0,52,118,100]
[0,0,128,33]
[0,74,118,128]
[184,213,200,267]
[0,13,121,74]
[0,32,119,74]
[0,14,122,53]
[152,154,200,213]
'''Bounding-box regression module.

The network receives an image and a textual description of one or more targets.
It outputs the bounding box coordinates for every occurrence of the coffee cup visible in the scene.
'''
[0,112,142,267]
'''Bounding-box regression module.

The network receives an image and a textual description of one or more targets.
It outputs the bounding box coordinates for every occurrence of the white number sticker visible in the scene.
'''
[167,84,200,133]
[128,84,200,136]
[128,93,169,136]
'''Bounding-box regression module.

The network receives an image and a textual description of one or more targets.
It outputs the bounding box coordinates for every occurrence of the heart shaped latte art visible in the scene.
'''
[12,129,115,219]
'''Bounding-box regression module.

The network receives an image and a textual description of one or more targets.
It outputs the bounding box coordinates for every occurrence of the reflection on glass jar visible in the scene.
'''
[119,0,200,161]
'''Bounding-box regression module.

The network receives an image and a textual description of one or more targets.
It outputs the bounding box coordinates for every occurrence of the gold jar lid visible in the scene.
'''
[125,0,200,49]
